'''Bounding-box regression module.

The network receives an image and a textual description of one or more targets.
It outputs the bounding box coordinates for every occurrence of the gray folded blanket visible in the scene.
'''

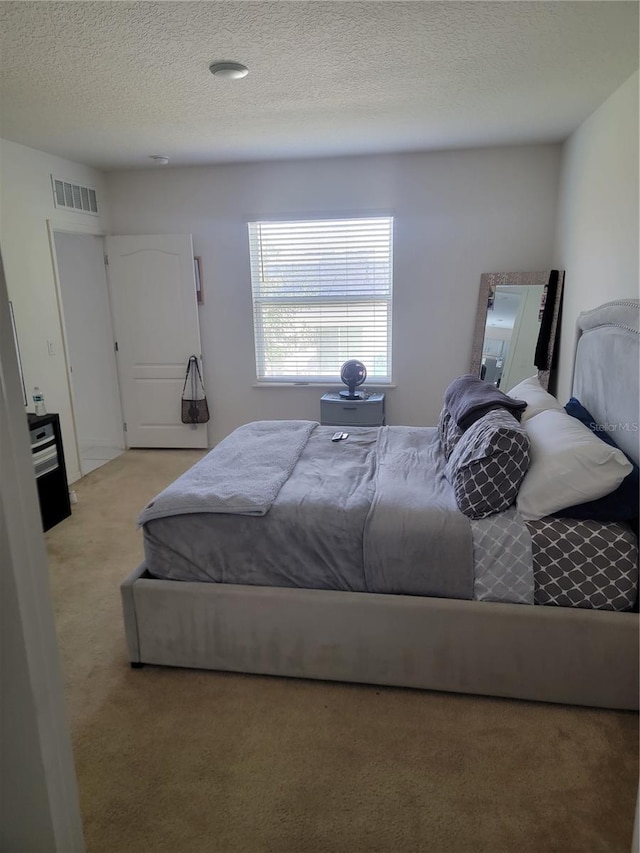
[137,420,318,524]
[444,374,527,430]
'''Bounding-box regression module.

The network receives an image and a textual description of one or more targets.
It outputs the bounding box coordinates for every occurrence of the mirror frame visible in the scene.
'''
[470,271,565,392]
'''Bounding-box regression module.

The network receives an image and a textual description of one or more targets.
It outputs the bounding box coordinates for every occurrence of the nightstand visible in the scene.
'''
[320,392,385,427]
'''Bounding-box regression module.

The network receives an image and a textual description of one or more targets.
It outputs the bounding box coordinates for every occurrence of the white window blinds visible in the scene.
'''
[248,217,393,383]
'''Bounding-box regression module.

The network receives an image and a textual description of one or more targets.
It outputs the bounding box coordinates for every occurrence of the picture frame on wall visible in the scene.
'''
[194,256,203,304]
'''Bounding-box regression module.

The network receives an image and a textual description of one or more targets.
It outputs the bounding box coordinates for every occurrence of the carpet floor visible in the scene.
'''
[45,449,638,853]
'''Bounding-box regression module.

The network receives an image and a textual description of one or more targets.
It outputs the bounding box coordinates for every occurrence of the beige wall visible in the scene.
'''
[0,138,111,482]
[107,144,561,443]
[554,71,639,402]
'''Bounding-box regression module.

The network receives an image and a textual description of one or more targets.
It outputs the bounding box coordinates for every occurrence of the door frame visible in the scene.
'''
[47,221,126,476]
[1,251,86,851]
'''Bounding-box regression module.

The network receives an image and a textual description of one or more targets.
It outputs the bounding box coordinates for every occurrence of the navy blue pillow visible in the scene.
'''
[555,398,639,523]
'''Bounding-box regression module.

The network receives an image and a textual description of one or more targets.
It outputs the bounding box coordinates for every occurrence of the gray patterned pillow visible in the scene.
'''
[445,409,530,518]
[437,406,464,460]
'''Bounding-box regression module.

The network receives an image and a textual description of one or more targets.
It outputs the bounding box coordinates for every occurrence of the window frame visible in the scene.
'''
[248,215,394,385]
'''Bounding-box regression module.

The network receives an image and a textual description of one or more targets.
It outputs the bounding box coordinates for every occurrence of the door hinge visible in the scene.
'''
[104,253,109,266]
[123,422,127,432]
[114,341,119,352]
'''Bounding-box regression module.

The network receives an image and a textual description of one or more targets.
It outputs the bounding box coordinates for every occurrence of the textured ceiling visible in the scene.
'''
[0,1,637,170]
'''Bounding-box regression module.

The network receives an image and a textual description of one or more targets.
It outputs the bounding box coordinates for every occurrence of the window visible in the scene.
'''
[248,217,393,383]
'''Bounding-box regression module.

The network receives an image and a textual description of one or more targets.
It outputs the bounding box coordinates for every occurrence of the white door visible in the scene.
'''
[106,234,207,448]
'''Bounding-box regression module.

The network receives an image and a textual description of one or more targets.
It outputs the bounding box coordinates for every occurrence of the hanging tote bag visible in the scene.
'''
[181,356,210,424]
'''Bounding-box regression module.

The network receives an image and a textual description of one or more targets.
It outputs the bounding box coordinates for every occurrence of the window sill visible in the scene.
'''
[252,383,397,389]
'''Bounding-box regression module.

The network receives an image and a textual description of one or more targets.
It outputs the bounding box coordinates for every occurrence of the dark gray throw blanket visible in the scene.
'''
[444,374,527,430]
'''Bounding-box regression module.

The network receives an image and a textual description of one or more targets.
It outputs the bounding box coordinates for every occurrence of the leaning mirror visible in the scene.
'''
[470,271,564,393]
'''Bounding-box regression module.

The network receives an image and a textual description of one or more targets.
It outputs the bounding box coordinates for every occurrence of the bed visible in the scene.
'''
[121,299,639,709]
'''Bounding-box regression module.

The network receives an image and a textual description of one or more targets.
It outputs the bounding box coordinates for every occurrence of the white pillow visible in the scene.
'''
[507,375,563,423]
[516,408,633,521]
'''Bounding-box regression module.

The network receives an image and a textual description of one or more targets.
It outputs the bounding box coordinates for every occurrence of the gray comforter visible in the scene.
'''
[139,419,640,609]
[143,423,479,597]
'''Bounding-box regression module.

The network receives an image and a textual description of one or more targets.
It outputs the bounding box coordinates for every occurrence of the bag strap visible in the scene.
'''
[181,356,205,399]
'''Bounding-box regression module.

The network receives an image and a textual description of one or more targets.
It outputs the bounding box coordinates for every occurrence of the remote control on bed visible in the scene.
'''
[331,431,349,442]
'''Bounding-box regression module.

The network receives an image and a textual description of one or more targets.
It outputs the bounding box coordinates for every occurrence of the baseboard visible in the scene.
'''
[79,439,124,452]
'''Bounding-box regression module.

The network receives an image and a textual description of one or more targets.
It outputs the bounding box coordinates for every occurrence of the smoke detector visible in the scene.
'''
[209,61,249,80]
[149,155,169,165]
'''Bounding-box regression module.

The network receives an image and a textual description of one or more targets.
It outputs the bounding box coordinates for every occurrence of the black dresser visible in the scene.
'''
[27,413,72,531]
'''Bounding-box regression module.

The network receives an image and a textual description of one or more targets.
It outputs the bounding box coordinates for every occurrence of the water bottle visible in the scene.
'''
[33,387,46,416]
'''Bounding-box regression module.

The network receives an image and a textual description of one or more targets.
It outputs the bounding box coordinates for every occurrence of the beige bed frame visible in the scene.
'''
[121,300,640,710]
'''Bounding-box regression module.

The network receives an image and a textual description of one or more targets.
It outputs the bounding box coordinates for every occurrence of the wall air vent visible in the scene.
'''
[51,175,99,215]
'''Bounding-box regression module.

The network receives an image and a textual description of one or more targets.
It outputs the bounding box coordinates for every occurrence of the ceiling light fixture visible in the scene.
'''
[149,155,169,165]
[209,61,249,80]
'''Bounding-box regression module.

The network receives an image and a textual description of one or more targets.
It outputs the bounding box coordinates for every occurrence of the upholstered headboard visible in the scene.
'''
[573,299,639,466]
